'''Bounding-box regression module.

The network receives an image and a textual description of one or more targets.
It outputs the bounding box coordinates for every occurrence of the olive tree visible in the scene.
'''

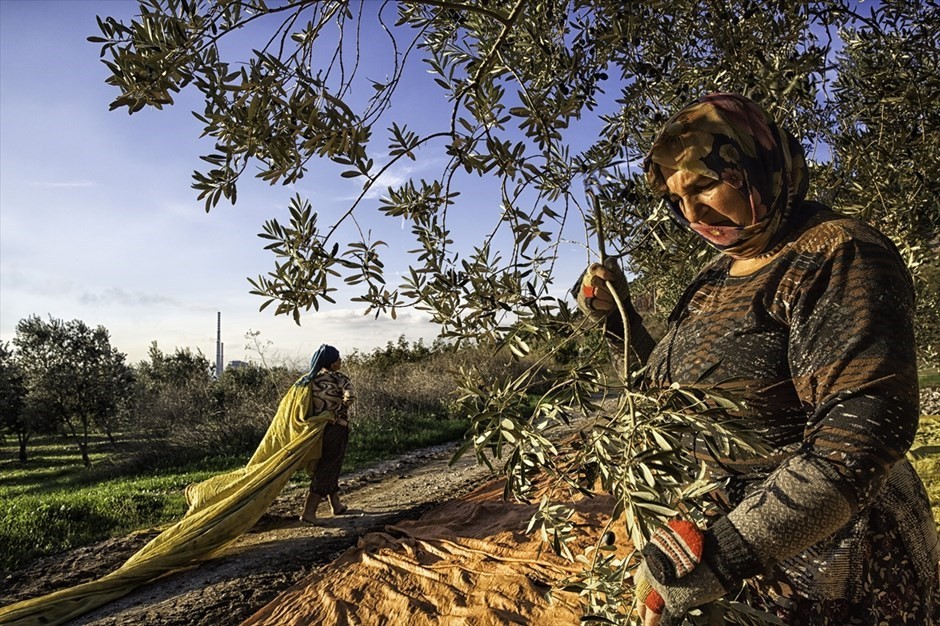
[89,1,939,621]
[13,316,134,467]
[131,342,215,431]
[824,1,940,364]
[0,342,29,461]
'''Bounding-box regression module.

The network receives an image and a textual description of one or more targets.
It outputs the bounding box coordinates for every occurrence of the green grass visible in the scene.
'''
[0,413,470,574]
[920,368,940,389]
[0,472,217,572]
[0,435,244,573]
[343,411,468,470]
[912,414,940,527]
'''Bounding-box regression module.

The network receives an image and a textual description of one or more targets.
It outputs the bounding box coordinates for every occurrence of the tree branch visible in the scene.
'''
[411,0,512,26]
[470,0,529,85]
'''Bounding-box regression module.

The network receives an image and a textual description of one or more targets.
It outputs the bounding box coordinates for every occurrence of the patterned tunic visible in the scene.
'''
[641,203,940,624]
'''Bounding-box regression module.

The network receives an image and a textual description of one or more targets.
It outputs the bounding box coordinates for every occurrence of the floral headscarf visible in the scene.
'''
[643,93,809,259]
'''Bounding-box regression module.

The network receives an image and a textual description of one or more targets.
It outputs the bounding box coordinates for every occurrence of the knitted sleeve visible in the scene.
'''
[705,225,919,583]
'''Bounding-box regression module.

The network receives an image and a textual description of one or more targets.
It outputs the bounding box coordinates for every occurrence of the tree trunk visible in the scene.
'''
[80,420,91,468]
[17,434,28,462]
[65,417,93,468]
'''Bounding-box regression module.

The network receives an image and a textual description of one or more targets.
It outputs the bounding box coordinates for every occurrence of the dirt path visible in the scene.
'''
[1,442,498,626]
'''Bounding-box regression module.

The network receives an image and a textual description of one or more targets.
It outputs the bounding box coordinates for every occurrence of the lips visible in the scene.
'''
[689,221,744,246]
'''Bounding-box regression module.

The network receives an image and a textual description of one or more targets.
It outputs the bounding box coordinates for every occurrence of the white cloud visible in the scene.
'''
[362,165,414,200]
[27,179,97,189]
[77,287,185,309]
[341,154,446,202]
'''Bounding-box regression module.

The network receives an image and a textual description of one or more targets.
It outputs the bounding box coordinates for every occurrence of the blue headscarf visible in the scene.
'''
[296,344,340,386]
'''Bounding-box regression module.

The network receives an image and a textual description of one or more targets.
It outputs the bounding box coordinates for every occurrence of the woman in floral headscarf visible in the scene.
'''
[577,94,939,625]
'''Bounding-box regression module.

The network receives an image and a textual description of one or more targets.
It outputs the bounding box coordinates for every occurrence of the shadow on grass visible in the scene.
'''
[0,502,127,574]
[0,433,251,499]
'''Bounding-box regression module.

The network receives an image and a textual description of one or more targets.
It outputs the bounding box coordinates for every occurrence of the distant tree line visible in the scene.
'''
[0,316,268,466]
[0,315,512,469]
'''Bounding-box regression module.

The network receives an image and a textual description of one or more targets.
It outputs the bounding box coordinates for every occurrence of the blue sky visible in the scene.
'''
[0,0,545,367]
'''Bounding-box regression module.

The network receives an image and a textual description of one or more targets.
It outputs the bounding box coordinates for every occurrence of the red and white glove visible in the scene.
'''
[634,520,727,625]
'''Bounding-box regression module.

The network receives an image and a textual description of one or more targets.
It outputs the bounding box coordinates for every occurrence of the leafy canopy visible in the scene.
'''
[89,0,939,362]
[12,316,134,467]
[90,1,939,621]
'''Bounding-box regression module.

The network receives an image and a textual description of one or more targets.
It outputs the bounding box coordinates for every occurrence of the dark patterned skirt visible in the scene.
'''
[310,422,349,496]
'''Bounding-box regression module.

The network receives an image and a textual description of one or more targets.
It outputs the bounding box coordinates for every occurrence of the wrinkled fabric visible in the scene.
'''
[0,383,330,626]
[242,479,627,626]
[643,93,809,258]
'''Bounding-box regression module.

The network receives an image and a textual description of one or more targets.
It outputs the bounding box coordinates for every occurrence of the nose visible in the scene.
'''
[678,195,707,222]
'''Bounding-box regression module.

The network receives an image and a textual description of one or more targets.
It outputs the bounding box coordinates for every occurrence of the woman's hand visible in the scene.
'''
[580,263,618,312]
[633,520,729,626]
[574,259,634,323]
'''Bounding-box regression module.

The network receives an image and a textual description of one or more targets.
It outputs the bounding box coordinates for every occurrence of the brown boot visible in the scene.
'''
[329,492,348,515]
[300,488,321,523]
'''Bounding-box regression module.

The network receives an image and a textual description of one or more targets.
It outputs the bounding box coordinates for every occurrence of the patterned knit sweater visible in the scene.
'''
[629,203,939,601]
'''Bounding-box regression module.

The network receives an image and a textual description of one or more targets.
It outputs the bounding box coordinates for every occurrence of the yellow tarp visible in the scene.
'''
[0,383,330,626]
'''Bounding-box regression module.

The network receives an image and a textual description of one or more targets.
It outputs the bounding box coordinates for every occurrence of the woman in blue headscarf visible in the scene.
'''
[298,344,355,523]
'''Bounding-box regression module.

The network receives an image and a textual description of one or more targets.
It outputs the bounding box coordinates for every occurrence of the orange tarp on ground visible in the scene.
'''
[243,481,628,626]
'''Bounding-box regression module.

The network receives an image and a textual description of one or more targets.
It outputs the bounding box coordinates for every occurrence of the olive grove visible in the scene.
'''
[88,1,939,622]
[12,316,135,467]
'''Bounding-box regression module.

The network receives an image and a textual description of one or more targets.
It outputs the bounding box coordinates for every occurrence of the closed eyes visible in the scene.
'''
[669,179,719,206]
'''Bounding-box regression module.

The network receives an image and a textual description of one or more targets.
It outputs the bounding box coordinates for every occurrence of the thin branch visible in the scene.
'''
[468,0,528,86]
[321,131,453,243]
[411,0,512,26]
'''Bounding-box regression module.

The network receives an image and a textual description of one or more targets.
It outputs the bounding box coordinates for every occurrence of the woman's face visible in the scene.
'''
[662,167,752,231]
[329,357,342,371]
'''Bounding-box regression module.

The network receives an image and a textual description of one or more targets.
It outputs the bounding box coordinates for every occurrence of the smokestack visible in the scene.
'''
[216,312,223,378]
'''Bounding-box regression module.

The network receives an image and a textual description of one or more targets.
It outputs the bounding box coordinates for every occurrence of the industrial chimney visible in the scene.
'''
[215,312,223,378]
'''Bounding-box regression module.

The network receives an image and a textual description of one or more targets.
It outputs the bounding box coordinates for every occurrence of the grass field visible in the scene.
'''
[920,368,940,389]
[2,411,938,576]
[912,414,940,526]
[0,412,468,573]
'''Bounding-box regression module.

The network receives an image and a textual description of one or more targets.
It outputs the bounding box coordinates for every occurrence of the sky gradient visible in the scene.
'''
[0,0,472,367]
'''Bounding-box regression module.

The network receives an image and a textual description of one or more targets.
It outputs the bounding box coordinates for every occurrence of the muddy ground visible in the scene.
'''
[1,442,498,625]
